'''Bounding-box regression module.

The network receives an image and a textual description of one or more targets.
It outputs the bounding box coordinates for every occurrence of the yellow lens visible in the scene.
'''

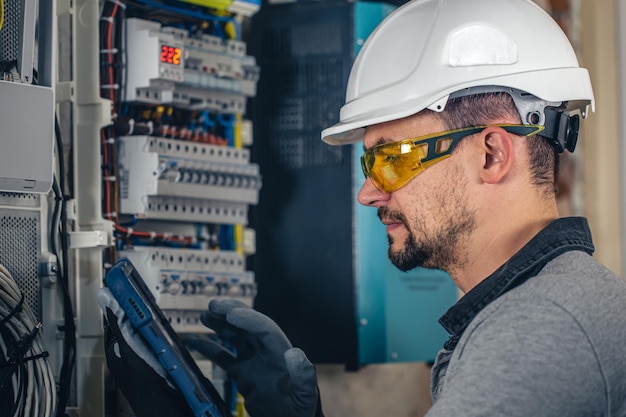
[368,141,428,192]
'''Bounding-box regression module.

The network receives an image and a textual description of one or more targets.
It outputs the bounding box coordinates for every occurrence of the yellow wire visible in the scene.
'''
[0,0,5,32]
[234,224,244,255]
[234,113,242,148]
[224,21,237,40]
[236,393,246,417]
[233,113,244,255]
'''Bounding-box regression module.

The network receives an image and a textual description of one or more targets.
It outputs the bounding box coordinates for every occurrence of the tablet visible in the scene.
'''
[105,257,230,417]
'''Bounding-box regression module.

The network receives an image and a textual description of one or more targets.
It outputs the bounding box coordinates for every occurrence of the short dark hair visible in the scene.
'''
[435,92,559,195]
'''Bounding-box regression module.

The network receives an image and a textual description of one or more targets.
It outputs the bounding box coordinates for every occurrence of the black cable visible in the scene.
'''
[50,177,75,417]
[50,180,61,261]
[99,1,113,99]
[100,0,125,109]
[53,116,77,417]
[114,2,126,116]
[54,117,66,196]
[122,4,129,116]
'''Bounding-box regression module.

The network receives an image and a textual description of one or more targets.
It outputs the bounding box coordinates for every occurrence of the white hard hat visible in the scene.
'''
[321,0,595,148]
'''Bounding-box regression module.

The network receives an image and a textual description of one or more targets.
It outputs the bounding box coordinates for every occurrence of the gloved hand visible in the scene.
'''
[96,287,230,417]
[192,298,323,417]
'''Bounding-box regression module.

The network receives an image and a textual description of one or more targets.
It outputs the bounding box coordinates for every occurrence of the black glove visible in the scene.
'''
[190,298,323,417]
[97,288,230,417]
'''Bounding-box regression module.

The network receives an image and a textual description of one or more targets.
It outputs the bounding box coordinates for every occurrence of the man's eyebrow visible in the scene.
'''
[363,137,387,152]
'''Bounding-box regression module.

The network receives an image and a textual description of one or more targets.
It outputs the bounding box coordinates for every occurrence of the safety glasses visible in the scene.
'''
[361,124,544,193]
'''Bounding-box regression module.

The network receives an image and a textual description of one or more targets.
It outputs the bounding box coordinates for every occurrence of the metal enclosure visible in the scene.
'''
[0,0,55,194]
[249,0,458,370]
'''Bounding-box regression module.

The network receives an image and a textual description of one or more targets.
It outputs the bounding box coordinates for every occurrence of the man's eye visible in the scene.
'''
[384,154,399,163]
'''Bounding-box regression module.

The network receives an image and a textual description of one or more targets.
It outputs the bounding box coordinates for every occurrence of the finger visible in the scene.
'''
[225,308,292,354]
[284,348,319,411]
[200,308,239,336]
[182,334,238,368]
[208,298,250,316]
[199,309,257,363]
[205,300,293,352]
[202,298,252,337]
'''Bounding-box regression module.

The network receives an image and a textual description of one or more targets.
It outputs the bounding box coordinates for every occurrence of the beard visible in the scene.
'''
[378,185,477,273]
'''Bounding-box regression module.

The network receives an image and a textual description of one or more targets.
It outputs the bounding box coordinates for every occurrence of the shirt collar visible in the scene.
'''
[438,217,594,346]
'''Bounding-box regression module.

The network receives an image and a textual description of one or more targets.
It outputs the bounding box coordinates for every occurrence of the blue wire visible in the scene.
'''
[218,225,234,250]
[201,110,215,128]
[217,113,235,146]
[119,215,139,228]
[132,0,235,22]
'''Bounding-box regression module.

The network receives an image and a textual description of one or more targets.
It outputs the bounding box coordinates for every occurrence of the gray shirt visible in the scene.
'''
[428,222,626,416]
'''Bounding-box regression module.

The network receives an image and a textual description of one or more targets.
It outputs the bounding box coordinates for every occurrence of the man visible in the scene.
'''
[100,0,626,416]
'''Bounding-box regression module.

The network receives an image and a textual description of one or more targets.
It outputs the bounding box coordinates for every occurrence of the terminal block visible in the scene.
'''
[117,136,261,222]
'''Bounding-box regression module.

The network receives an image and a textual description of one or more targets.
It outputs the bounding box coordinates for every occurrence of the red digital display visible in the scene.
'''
[160,44,181,66]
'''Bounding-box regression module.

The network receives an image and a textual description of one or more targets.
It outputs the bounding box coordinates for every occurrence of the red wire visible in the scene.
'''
[114,224,195,245]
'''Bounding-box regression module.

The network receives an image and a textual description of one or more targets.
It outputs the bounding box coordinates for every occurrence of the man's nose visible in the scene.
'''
[357,178,390,207]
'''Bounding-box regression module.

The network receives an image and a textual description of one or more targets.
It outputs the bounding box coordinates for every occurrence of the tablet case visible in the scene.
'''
[105,257,229,417]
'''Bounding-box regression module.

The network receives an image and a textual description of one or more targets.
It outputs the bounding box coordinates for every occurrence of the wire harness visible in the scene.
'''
[0,264,57,417]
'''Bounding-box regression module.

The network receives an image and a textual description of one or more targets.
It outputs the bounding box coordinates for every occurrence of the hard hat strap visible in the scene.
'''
[541,108,580,153]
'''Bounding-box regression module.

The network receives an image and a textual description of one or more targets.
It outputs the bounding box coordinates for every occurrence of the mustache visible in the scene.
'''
[378,206,408,225]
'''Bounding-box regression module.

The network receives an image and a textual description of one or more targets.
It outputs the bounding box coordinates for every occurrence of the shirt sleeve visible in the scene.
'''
[426,296,606,417]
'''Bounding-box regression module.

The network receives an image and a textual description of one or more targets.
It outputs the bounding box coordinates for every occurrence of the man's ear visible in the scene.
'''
[478,126,514,184]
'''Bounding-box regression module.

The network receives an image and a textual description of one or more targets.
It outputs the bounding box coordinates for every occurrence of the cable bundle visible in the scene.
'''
[0,265,56,417]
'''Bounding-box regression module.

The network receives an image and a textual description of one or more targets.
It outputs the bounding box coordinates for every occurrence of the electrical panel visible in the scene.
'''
[95,1,262,415]
[101,8,261,334]
[248,1,458,370]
